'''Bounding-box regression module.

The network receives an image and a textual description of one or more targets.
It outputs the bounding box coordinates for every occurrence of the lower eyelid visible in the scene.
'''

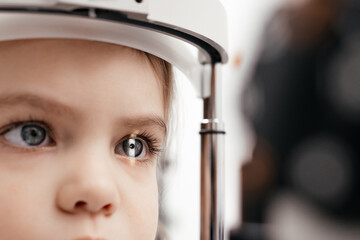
[0,140,55,153]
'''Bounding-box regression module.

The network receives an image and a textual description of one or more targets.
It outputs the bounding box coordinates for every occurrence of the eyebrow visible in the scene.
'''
[0,93,77,118]
[0,93,167,134]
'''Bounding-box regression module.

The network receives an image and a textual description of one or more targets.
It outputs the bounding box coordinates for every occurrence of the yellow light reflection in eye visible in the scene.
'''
[122,156,137,166]
[129,157,136,166]
[128,130,140,166]
[130,130,140,138]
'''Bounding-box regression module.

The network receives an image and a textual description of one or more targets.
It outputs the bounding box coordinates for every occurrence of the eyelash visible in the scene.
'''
[0,115,52,134]
[138,131,162,154]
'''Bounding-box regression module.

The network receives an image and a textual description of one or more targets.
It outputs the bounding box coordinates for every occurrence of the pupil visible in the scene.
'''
[21,125,46,146]
[122,139,143,157]
[31,130,37,137]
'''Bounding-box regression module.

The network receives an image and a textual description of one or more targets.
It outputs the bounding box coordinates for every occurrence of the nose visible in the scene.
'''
[56,156,119,216]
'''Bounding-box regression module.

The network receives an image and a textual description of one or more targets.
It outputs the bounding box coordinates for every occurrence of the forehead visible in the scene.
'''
[0,39,165,121]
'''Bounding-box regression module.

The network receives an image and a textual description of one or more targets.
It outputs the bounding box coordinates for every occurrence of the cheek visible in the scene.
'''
[0,156,55,239]
[119,171,159,239]
[0,176,42,238]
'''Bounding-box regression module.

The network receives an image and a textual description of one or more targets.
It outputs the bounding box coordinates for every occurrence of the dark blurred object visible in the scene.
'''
[231,0,360,239]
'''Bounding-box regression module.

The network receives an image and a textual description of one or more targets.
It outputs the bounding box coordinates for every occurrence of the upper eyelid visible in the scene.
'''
[0,121,26,134]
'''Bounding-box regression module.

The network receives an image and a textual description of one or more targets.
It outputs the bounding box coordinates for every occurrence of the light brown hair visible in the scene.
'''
[143,53,174,122]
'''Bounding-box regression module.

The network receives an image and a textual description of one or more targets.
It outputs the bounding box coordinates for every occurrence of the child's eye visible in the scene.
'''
[2,123,52,147]
[115,138,146,159]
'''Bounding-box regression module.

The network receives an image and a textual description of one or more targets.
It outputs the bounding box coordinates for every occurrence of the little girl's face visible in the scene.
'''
[0,40,165,240]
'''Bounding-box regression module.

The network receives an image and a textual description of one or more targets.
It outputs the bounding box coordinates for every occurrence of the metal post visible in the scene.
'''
[200,63,225,240]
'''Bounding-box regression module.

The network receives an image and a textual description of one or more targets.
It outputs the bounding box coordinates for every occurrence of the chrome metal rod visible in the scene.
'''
[200,64,224,240]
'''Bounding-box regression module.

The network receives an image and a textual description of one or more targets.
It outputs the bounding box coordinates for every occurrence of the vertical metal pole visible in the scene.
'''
[200,63,225,240]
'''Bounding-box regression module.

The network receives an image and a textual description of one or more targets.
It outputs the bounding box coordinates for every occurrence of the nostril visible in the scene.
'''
[103,204,111,211]
[74,201,113,215]
[75,201,87,209]
[103,204,113,216]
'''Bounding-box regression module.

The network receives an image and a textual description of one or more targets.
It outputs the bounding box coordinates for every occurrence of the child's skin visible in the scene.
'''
[0,39,166,240]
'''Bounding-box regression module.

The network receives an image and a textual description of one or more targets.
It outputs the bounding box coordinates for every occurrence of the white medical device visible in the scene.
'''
[0,1,228,239]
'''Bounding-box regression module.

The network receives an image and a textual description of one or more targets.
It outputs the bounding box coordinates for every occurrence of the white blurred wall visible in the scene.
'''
[163,1,288,239]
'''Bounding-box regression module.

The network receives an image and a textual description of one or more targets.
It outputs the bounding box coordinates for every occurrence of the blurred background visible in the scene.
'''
[160,0,360,239]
